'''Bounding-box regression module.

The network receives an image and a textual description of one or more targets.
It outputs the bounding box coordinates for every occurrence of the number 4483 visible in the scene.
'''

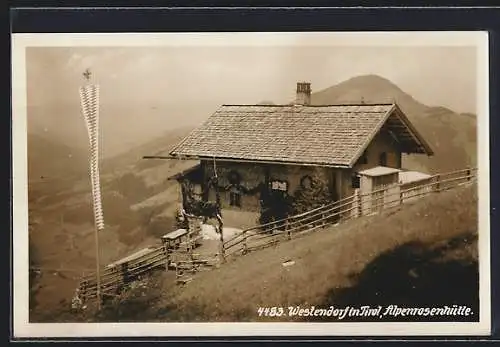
[257,306,285,317]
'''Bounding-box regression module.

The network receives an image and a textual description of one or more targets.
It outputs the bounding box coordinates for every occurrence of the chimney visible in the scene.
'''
[295,82,311,105]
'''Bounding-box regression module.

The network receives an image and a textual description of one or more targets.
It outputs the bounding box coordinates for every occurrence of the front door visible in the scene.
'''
[260,179,290,228]
[372,176,390,213]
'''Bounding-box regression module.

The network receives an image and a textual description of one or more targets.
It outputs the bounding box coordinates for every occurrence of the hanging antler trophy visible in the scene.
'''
[79,68,105,309]
[211,157,224,262]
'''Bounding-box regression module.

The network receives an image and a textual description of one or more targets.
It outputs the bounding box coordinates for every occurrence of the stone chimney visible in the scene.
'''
[295,82,311,105]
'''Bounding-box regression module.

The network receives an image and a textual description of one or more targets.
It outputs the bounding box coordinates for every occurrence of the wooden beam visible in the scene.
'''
[142,155,175,160]
[184,155,350,169]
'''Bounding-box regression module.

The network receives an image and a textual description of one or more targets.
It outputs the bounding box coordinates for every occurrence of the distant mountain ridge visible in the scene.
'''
[310,75,477,173]
[27,74,478,316]
[27,100,210,161]
[101,126,193,173]
[312,75,428,114]
[27,74,477,183]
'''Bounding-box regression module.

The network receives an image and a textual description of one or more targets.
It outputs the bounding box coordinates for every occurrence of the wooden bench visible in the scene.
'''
[161,229,189,250]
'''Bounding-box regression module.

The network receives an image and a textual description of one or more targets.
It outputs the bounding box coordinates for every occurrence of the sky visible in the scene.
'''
[25,43,479,157]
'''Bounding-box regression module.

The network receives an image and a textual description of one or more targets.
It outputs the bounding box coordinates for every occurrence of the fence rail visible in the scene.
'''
[76,167,477,303]
[223,167,477,259]
[78,245,169,300]
[77,245,219,302]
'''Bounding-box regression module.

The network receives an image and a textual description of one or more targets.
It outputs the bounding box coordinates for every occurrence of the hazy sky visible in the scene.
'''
[28,45,477,112]
[25,44,478,156]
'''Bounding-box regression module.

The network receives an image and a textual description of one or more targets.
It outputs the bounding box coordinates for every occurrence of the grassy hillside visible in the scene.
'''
[85,183,478,323]
[312,75,477,173]
[28,128,196,322]
[26,74,477,322]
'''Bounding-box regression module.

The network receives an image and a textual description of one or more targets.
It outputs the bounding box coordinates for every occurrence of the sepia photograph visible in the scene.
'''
[11,32,490,337]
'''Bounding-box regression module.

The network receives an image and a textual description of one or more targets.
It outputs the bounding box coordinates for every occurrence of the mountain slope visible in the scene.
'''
[27,133,88,182]
[27,74,477,321]
[91,184,477,322]
[312,75,428,115]
[101,126,193,173]
[27,100,207,160]
[311,75,477,173]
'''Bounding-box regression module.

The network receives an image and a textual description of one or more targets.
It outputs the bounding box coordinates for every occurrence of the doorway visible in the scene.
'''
[260,179,290,229]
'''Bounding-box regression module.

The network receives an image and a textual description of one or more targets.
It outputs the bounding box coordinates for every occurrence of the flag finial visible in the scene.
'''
[83,68,92,81]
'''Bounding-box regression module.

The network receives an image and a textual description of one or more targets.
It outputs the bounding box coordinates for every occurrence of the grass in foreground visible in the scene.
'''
[91,184,478,322]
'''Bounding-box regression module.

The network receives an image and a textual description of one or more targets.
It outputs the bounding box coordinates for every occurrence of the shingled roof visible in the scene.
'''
[169,103,433,168]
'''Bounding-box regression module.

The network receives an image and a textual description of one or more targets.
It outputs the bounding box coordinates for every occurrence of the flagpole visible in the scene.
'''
[79,68,104,310]
[94,210,102,311]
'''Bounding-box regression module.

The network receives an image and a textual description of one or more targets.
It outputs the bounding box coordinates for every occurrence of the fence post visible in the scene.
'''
[219,240,225,263]
[242,232,248,254]
[187,221,192,253]
[80,280,88,302]
[338,201,343,223]
[161,237,169,271]
[175,263,181,282]
[435,174,441,192]
[357,190,362,218]
[466,167,471,182]
[218,220,226,264]
[286,219,291,240]
[121,262,129,287]
[186,216,193,253]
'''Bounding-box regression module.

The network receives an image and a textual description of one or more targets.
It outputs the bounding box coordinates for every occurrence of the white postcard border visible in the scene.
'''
[11,31,491,338]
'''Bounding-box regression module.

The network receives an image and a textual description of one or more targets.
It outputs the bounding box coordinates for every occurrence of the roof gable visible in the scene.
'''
[169,103,432,167]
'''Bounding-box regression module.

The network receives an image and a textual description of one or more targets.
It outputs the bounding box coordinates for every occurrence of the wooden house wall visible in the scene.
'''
[353,129,402,172]
[177,128,405,228]
[202,160,339,211]
[329,129,404,199]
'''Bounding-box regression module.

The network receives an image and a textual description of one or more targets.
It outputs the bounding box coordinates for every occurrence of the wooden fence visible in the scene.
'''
[76,167,477,303]
[169,251,220,285]
[77,246,219,302]
[222,167,477,259]
[77,245,168,301]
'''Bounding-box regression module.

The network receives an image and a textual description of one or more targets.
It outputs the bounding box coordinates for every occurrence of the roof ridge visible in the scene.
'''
[168,102,432,167]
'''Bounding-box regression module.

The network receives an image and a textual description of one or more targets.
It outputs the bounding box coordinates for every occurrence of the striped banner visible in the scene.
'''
[79,84,105,231]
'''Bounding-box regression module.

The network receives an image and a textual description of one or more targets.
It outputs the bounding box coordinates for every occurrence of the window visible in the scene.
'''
[229,191,242,207]
[299,176,313,190]
[270,180,288,192]
[379,152,387,166]
[351,174,360,189]
[227,170,241,185]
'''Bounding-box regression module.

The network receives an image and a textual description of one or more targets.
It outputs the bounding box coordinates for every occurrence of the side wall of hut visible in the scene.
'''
[201,160,340,228]
[334,128,404,199]
[189,129,401,228]
[353,129,402,173]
